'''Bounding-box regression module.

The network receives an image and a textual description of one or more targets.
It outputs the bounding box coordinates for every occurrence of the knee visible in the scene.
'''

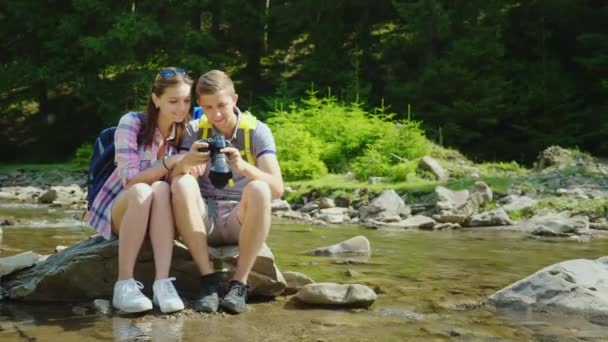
[125,183,153,206]
[243,180,271,207]
[171,174,199,200]
[151,180,170,198]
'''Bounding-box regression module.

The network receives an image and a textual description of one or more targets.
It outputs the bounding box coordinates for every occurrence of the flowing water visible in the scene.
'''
[1,201,608,341]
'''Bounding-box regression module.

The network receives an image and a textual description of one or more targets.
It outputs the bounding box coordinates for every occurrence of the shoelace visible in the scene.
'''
[128,280,145,292]
[160,277,178,296]
[230,283,248,297]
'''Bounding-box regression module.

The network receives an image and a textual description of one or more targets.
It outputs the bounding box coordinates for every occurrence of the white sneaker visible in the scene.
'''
[153,277,185,313]
[112,279,153,313]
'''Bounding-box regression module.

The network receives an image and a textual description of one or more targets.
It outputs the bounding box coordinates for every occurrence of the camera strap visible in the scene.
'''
[207,198,218,218]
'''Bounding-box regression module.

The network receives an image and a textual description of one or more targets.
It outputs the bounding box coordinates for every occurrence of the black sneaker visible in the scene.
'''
[192,273,221,313]
[219,280,249,314]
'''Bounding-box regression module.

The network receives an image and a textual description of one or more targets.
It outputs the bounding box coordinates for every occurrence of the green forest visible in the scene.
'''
[1,0,607,166]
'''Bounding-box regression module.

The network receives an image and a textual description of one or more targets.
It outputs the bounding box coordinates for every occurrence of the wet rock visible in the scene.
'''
[306,236,371,256]
[419,156,449,181]
[2,236,286,301]
[93,299,111,314]
[526,214,590,237]
[0,251,45,277]
[271,199,291,212]
[282,271,314,295]
[401,215,436,229]
[488,256,608,314]
[274,210,311,222]
[467,208,513,227]
[295,283,376,308]
[432,222,462,230]
[38,189,57,204]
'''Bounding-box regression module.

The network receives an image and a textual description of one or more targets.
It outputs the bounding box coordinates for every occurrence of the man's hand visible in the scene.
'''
[222,147,248,173]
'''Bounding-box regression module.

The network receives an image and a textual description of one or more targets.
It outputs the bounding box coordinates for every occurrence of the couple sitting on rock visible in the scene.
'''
[87,69,284,314]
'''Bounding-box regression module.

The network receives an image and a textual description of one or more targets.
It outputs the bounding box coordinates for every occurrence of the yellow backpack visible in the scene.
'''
[198,111,258,165]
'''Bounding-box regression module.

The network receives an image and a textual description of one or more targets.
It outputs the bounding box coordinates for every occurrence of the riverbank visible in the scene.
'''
[1,146,607,238]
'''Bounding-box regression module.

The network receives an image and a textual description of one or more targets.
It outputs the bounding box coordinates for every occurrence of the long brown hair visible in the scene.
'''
[138,67,193,148]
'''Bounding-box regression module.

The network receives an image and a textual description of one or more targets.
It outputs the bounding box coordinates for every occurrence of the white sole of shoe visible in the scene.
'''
[153,295,185,314]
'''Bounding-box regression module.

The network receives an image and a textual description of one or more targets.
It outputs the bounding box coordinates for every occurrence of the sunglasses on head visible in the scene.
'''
[157,68,188,79]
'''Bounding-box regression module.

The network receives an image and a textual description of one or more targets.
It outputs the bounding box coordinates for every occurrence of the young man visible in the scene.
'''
[170,70,283,314]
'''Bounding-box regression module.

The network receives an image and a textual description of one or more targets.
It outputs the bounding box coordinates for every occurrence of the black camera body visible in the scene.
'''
[198,135,233,188]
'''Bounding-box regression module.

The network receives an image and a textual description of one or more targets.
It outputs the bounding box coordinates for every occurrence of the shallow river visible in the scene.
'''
[1,201,608,341]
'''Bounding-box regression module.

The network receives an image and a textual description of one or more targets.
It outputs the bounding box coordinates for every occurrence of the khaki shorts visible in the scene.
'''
[202,199,242,246]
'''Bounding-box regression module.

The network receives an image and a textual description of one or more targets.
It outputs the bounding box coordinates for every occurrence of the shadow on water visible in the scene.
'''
[2,200,608,341]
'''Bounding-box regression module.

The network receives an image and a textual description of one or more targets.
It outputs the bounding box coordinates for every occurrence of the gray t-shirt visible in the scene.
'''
[180,108,277,200]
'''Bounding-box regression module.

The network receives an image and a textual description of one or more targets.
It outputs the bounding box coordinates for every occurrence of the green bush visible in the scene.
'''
[271,122,328,181]
[71,143,93,170]
[266,91,432,181]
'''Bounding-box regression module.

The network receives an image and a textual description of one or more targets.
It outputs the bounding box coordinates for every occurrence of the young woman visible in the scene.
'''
[87,67,193,313]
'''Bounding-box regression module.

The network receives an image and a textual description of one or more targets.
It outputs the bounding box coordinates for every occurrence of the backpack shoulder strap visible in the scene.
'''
[198,116,213,140]
[239,112,257,164]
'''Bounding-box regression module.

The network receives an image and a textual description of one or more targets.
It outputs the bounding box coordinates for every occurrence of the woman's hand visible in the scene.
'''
[174,141,210,175]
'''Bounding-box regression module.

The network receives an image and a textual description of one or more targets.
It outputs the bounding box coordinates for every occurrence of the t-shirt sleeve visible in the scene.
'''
[180,119,199,152]
[252,122,277,160]
[115,113,142,186]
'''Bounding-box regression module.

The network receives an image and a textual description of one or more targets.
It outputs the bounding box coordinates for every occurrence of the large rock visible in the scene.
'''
[526,214,590,237]
[295,283,376,308]
[488,257,608,314]
[306,236,371,256]
[433,182,492,224]
[419,156,449,181]
[500,195,538,213]
[467,208,513,227]
[2,236,286,301]
[282,271,315,295]
[0,251,45,277]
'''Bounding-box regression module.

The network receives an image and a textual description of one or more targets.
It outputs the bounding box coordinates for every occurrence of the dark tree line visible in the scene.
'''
[1,0,606,163]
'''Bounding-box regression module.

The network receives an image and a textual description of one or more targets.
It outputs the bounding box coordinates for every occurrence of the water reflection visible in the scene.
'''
[112,317,184,342]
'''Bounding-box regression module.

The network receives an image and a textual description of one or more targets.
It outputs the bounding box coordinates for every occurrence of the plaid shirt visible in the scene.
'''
[87,112,177,239]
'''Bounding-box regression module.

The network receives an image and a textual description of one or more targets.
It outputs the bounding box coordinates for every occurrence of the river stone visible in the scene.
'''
[527,214,590,237]
[370,190,409,216]
[419,156,449,181]
[501,195,538,213]
[401,215,436,229]
[2,235,286,301]
[0,251,45,277]
[295,283,376,308]
[307,236,371,256]
[38,189,57,204]
[282,271,315,295]
[488,257,608,314]
[467,208,513,227]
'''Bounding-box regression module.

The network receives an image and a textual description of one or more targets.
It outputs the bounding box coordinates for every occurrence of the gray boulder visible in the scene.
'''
[282,271,314,295]
[527,214,590,237]
[306,236,371,256]
[488,257,608,314]
[0,251,45,278]
[467,208,513,227]
[2,235,286,301]
[295,283,376,308]
[419,156,449,181]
